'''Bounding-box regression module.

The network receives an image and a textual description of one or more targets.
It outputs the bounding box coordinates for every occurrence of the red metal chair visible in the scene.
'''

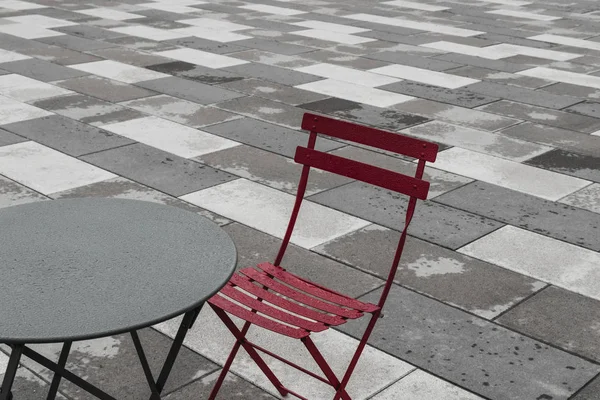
[207,112,439,400]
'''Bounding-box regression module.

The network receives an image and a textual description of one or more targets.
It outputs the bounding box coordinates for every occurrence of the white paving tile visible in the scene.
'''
[0,0,47,10]
[291,20,370,34]
[0,74,72,102]
[421,41,579,61]
[102,116,240,158]
[459,225,600,301]
[560,183,600,214]
[291,29,375,45]
[171,26,252,43]
[70,60,169,84]
[296,79,414,107]
[491,43,579,61]
[0,48,30,63]
[370,64,479,89]
[4,15,78,28]
[372,370,483,400]
[344,14,484,37]
[0,23,64,39]
[181,178,371,249]
[76,8,144,21]
[433,147,591,201]
[528,34,600,52]
[382,0,449,11]
[0,95,52,125]
[295,63,400,87]
[400,121,552,162]
[137,2,202,14]
[177,18,252,31]
[155,48,248,69]
[154,306,415,399]
[480,0,532,5]
[0,141,115,195]
[486,9,561,21]
[109,25,189,41]
[240,4,307,15]
[518,67,600,90]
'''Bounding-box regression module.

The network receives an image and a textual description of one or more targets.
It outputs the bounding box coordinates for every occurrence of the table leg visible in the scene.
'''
[46,342,71,400]
[131,331,160,398]
[0,344,23,400]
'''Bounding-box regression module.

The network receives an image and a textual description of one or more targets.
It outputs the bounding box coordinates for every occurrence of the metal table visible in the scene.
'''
[0,198,237,400]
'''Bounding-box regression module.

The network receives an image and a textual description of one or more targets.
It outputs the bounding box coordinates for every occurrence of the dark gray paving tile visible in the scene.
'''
[0,32,48,51]
[219,78,328,106]
[478,100,600,133]
[572,376,600,400]
[2,115,133,157]
[233,38,314,55]
[223,223,383,298]
[0,351,63,399]
[300,49,389,69]
[230,49,315,69]
[358,29,429,42]
[56,75,156,102]
[541,82,600,99]
[499,122,600,157]
[498,286,600,363]
[80,143,237,197]
[366,51,461,71]
[132,8,195,21]
[136,77,244,105]
[37,34,117,52]
[54,24,125,40]
[103,35,177,52]
[448,65,551,89]
[309,182,503,249]
[87,47,171,67]
[340,286,600,400]
[32,94,143,126]
[223,62,321,86]
[435,181,600,252]
[476,33,556,49]
[19,45,101,66]
[524,149,600,183]
[0,175,47,209]
[163,37,247,55]
[566,101,600,119]
[215,96,305,129]
[315,224,544,319]
[146,61,244,85]
[380,81,498,108]
[433,53,530,73]
[203,118,343,158]
[0,128,25,147]
[130,17,189,30]
[464,81,583,109]
[23,6,93,21]
[0,58,89,82]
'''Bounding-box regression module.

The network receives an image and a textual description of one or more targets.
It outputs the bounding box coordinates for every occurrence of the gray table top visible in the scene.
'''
[0,198,237,344]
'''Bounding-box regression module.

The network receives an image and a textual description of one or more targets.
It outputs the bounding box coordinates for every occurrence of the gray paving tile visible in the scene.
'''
[448,66,552,89]
[497,286,600,363]
[103,35,177,52]
[300,49,389,69]
[0,58,89,82]
[222,223,383,298]
[380,81,498,108]
[478,100,600,133]
[566,101,600,119]
[499,122,600,157]
[366,52,461,71]
[572,376,600,400]
[340,286,600,400]
[163,37,248,55]
[434,181,600,252]
[224,62,321,86]
[145,61,244,85]
[230,50,315,69]
[216,95,305,129]
[219,78,328,106]
[19,45,102,66]
[203,118,344,158]
[80,143,237,197]
[0,350,64,399]
[32,94,144,127]
[136,77,244,105]
[1,115,133,157]
[37,34,118,52]
[309,182,503,249]
[233,38,314,55]
[315,224,544,319]
[55,75,156,103]
[87,47,172,67]
[433,53,530,73]
[0,175,47,209]
[525,149,600,183]
[0,128,25,147]
[0,32,48,51]
[53,24,125,40]
[540,82,600,100]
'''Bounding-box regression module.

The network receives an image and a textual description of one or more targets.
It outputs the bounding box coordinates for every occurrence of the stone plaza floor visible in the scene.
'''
[1,0,600,398]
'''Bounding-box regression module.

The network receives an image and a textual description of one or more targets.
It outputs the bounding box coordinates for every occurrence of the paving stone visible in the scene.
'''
[448,65,552,89]
[121,94,241,128]
[0,58,89,82]
[216,95,306,129]
[366,51,461,71]
[146,61,244,85]
[19,45,101,65]
[314,224,544,319]
[340,285,600,400]
[380,81,499,108]
[232,50,316,69]
[233,37,314,55]
[433,52,530,73]
[223,62,321,86]
[54,24,126,40]
[309,181,503,249]
[219,78,328,105]
[478,100,600,133]
[497,286,600,363]
[197,145,351,195]
[136,76,244,105]
[465,81,583,109]
[0,94,53,125]
[55,75,156,103]
[0,128,25,147]
[541,82,600,100]
[32,93,143,127]
[0,174,47,209]
[299,50,388,70]
[435,180,600,251]
[80,143,237,197]
[560,183,600,214]
[37,33,117,51]
[0,350,66,399]
[103,35,177,52]
[163,37,248,55]
[525,149,600,182]
[566,101,600,119]
[2,115,133,157]
[87,47,171,67]
[222,223,383,297]
[203,118,344,158]
[571,376,600,400]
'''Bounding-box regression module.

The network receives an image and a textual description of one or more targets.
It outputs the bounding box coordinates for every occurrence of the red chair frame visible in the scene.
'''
[207,113,438,400]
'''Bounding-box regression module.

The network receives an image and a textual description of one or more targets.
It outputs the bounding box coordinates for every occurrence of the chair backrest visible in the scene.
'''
[274,113,438,308]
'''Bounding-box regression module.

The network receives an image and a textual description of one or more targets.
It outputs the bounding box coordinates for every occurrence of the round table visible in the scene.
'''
[0,198,237,400]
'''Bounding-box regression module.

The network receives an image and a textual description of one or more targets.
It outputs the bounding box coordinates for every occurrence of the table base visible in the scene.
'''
[1,307,201,400]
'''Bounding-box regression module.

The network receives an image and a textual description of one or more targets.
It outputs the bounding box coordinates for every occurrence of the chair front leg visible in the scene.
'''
[302,337,352,400]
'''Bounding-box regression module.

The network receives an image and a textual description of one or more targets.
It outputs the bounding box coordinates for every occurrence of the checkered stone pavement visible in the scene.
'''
[2,0,600,398]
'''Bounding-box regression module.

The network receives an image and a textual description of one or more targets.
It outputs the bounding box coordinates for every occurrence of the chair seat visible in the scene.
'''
[208,262,380,339]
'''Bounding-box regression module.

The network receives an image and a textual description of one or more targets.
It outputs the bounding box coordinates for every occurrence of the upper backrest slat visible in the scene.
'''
[301,113,438,162]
